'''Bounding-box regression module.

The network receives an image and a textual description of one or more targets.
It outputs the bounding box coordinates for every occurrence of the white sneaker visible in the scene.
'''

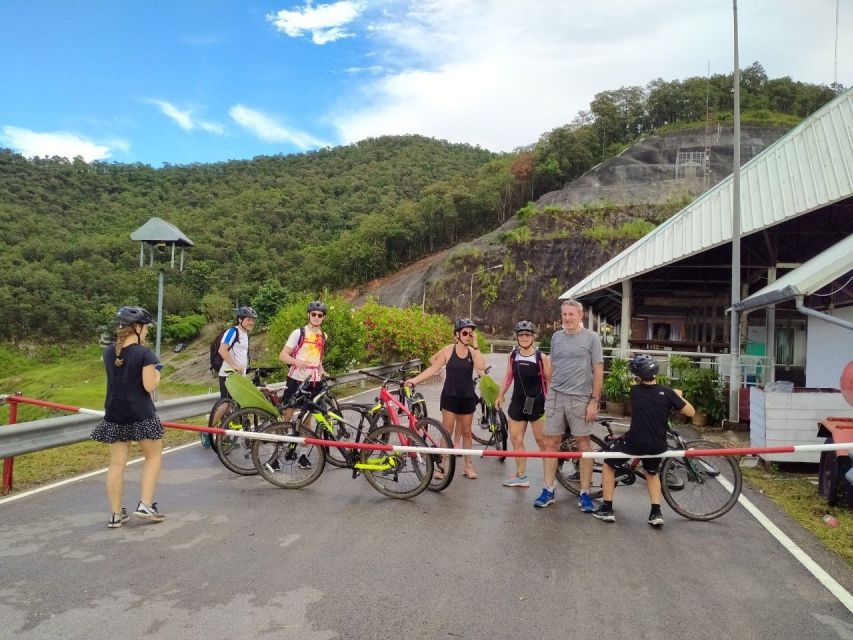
[134,501,165,522]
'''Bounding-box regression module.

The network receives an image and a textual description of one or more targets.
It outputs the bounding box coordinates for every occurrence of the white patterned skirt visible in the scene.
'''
[90,416,164,444]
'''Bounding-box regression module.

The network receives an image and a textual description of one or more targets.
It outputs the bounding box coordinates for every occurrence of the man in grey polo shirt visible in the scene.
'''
[533,299,604,512]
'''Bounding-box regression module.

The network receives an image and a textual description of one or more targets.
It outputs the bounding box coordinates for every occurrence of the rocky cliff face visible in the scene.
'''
[539,125,787,208]
[349,125,790,336]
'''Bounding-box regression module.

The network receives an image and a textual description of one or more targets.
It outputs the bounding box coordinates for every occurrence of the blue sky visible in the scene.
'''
[1,1,850,167]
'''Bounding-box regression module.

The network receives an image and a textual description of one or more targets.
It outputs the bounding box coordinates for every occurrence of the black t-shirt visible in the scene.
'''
[624,383,686,453]
[102,343,159,424]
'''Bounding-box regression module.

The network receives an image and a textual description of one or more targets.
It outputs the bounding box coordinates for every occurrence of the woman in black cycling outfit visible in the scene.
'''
[496,321,551,488]
[406,318,486,479]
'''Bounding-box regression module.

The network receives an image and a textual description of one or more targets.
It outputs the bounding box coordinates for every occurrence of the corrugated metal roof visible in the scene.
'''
[731,233,853,311]
[561,88,853,300]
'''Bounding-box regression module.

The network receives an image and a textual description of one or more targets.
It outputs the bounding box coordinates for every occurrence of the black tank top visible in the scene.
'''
[442,346,475,398]
[510,350,545,403]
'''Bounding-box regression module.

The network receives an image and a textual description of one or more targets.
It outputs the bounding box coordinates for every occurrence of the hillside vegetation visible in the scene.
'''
[0,62,840,342]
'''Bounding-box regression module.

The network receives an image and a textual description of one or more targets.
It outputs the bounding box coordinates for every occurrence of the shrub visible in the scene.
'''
[161,314,206,343]
[355,299,451,365]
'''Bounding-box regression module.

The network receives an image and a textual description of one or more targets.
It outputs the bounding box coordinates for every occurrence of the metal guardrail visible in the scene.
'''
[0,360,421,459]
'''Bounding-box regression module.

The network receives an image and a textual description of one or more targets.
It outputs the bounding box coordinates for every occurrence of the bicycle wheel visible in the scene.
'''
[660,439,742,521]
[410,391,428,420]
[207,397,237,452]
[414,417,456,492]
[634,465,685,491]
[555,434,606,499]
[215,407,277,475]
[495,409,508,461]
[252,421,326,489]
[471,402,493,445]
[319,403,376,468]
[359,425,433,499]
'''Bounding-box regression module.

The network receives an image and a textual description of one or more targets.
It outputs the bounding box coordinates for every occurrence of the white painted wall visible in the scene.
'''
[805,306,853,388]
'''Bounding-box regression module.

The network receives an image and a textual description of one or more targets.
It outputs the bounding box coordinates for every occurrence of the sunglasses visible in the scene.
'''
[517,332,534,338]
[310,312,325,318]
[460,330,474,337]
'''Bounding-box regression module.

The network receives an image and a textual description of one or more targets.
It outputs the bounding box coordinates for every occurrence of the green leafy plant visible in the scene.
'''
[679,366,727,424]
[354,298,451,365]
[602,357,632,403]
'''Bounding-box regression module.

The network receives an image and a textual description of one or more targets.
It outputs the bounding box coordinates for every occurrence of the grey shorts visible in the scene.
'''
[543,391,594,437]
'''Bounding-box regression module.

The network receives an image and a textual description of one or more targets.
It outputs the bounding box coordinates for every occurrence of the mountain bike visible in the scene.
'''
[470,367,508,459]
[209,367,284,475]
[252,377,433,499]
[356,369,455,492]
[557,418,742,521]
[207,366,283,447]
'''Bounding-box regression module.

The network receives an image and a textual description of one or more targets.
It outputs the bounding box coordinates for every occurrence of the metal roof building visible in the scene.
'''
[560,87,853,366]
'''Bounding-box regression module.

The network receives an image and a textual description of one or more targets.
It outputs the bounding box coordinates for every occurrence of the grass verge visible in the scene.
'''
[741,467,852,568]
[1,342,211,494]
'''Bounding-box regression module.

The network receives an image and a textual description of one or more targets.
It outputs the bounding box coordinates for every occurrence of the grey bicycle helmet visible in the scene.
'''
[453,318,476,333]
[629,354,659,381]
[116,306,153,327]
[307,300,327,314]
[236,306,258,319]
[514,320,536,334]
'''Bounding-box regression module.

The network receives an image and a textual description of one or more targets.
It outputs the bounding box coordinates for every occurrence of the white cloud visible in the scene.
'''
[333,0,853,151]
[149,99,225,135]
[344,65,384,75]
[0,126,125,162]
[267,1,364,45]
[229,104,328,149]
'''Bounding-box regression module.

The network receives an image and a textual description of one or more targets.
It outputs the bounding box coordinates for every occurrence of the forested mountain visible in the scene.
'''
[0,63,841,341]
[0,136,503,338]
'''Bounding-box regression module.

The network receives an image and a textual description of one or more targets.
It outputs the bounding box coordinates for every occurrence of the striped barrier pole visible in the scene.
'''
[3,394,852,462]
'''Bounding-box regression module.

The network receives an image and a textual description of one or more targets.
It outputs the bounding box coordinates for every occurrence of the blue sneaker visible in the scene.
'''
[533,488,555,508]
[578,492,595,513]
[199,432,212,449]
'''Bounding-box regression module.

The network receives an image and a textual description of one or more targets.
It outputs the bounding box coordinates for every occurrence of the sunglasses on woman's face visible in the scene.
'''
[460,330,474,337]
[310,312,325,318]
[517,332,533,338]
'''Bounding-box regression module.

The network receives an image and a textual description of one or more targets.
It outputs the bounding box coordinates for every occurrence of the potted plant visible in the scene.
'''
[602,357,632,416]
[679,366,726,427]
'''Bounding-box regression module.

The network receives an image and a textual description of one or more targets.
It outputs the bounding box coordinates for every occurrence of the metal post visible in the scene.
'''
[155,270,164,359]
[766,266,776,383]
[728,0,742,423]
[469,273,474,319]
[2,396,19,495]
[620,279,632,356]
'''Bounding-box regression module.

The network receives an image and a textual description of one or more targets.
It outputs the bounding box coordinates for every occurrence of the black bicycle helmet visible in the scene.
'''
[307,300,327,314]
[629,354,659,381]
[453,318,476,333]
[236,306,258,319]
[116,306,153,327]
[514,320,536,334]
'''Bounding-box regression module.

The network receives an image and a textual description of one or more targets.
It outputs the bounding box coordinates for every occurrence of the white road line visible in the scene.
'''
[0,442,198,505]
[717,474,853,614]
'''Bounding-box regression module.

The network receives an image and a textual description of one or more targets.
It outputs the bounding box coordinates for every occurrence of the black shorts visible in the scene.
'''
[507,396,545,422]
[282,377,321,404]
[604,438,664,475]
[440,394,477,415]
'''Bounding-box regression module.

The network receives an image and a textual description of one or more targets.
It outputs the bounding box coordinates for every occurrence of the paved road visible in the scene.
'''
[1,353,851,639]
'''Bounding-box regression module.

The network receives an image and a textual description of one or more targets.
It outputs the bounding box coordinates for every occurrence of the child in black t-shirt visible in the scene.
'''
[592,355,695,527]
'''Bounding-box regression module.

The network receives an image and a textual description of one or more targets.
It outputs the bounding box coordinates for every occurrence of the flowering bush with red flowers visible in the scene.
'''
[355,299,451,365]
